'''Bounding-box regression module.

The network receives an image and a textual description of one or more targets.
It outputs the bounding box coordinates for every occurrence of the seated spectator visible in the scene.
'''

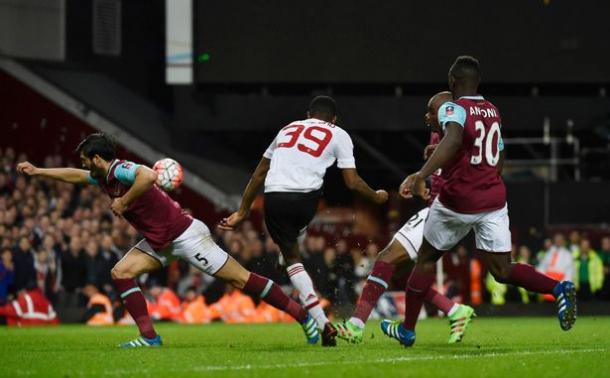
[209,286,256,323]
[574,239,604,301]
[179,287,210,324]
[82,283,113,326]
[147,284,181,321]
[0,282,58,326]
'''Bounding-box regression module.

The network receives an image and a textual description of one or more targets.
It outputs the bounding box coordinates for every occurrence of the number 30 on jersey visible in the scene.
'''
[471,121,501,166]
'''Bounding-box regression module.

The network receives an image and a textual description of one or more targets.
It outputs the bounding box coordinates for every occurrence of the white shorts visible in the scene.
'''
[392,207,429,260]
[134,219,229,275]
[423,198,511,253]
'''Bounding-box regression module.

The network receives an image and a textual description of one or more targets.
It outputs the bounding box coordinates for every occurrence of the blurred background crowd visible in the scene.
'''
[2,149,610,326]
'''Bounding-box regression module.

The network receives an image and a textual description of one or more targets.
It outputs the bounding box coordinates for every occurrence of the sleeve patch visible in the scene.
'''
[438,102,467,130]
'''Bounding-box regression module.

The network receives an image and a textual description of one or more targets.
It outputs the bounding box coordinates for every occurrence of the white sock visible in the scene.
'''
[447,304,459,317]
[287,263,329,329]
[349,317,365,329]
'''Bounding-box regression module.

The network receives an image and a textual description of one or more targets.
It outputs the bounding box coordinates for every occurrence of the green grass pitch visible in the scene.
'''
[2,317,609,377]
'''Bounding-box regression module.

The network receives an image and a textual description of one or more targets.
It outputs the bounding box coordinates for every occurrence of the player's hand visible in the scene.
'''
[110,197,129,217]
[374,189,389,204]
[423,144,438,160]
[399,175,416,199]
[16,161,39,176]
[218,211,247,231]
[408,172,431,201]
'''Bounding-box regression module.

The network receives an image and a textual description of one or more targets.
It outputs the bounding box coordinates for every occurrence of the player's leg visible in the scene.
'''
[264,192,331,335]
[111,244,163,348]
[382,200,470,347]
[475,205,576,331]
[175,219,320,344]
[335,239,408,343]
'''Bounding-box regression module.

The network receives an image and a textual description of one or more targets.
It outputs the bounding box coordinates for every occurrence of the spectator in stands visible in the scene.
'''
[0,249,15,305]
[574,239,604,301]
[0,281,58,326]
[443,245,471,303]
[568,230,581,256]
[333,239,356,305]
[96,235,120,294]
[176,265,214,299]
[179,287,210,324]
[34,249,57,302]
[82,283,113,326]
[61,236,87,293]
[537,233,574,301]
[536,238,553,266]
[599,236,610,300]
[11,236,36,292]
[148,284,181,321]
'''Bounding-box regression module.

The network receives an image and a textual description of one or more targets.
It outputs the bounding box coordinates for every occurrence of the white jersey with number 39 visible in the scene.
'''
[263,118,356,193]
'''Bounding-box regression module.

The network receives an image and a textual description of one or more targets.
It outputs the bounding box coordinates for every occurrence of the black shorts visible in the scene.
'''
[264,190,322,256]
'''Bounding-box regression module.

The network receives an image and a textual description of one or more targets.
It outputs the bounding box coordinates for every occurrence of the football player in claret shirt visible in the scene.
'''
[381,56,577,347]
[220,96,388,346]
[333,91,475,345]
[17,134,321,347]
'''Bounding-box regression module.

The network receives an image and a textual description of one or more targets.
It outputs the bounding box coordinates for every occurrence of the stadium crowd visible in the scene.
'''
[1,149,610,326]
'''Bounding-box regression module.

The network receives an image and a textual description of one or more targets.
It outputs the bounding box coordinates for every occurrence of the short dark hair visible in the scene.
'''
[309,96,336,118]
[76,133,116,161]
[449,55,481,83]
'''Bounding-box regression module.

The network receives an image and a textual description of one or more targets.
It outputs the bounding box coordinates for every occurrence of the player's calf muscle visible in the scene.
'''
[214,257,249,289]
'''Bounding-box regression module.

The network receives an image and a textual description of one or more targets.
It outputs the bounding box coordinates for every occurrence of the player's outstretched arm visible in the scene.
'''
[16,161,91,184]
[219,157,271,230]
[112,166,157,216]
[341,168,388,204]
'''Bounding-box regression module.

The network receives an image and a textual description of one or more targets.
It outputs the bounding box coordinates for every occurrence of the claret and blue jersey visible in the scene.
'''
[87,160,140,197]
[87,159,193,251]
[435,96,507,214]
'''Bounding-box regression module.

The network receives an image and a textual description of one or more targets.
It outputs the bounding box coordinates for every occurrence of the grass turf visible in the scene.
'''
[1,317,609,377]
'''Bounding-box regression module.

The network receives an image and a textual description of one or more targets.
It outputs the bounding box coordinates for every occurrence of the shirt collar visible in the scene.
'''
[458,95,485,100]
[106,159,119,182]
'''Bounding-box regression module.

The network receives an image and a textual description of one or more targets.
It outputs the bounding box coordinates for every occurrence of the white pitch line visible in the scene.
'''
[79,347,605,375]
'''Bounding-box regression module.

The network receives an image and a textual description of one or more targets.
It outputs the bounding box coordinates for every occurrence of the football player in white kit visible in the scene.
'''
[220,96,388,346]
[333,92,475,345]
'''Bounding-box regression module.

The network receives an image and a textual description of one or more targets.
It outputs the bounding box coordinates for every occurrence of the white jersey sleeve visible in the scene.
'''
[263,137,277,159]
[334,129,356,169]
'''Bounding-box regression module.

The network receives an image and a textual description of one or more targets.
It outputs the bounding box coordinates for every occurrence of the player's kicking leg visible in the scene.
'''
[111,248,164,348]
[264,192,337,346]
[213,255,320,344]
[336,240,474,345]
[282,242,337,346]
[178,219,321,344]
[337,208,474,344]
